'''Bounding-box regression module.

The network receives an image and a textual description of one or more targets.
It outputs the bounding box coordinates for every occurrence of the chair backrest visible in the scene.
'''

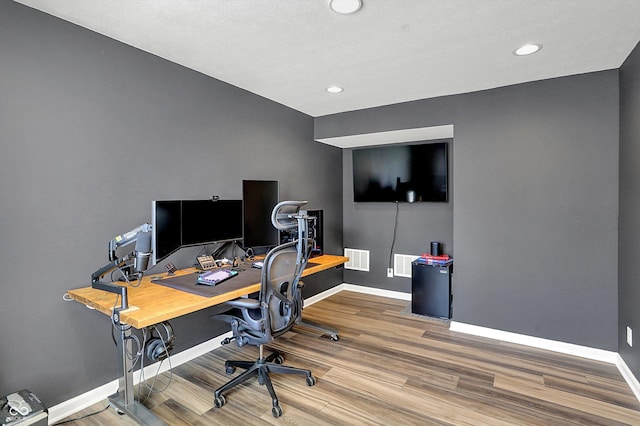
[271,200,315,265]
[259,201,313,338]
[271,200,308,231]
[261,241,302,336]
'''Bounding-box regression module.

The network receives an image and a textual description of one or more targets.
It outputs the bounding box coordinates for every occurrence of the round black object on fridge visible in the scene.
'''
[430,241,442,256]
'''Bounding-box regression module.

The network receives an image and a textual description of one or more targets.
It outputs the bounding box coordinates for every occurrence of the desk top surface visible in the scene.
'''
[68,254,347,329]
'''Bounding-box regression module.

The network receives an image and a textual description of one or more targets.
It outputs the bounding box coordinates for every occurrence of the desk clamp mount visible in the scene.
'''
[90,223,152,319]
[91,259,131,320]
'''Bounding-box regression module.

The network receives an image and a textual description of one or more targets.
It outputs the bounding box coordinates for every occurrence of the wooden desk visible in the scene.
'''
[67,254,347,426]
[68,254,347,328]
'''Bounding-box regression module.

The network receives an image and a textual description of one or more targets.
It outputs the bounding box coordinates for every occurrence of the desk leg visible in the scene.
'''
[109,320,168,426]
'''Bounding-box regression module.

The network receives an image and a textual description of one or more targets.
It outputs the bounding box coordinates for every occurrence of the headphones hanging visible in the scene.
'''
[145,321,175,362]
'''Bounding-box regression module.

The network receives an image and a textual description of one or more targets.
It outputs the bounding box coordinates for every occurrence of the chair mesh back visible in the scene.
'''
[263,242,302,334]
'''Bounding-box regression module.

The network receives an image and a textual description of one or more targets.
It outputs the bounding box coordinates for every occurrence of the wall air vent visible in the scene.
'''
[394,254,420,277]
[344,248,370,271]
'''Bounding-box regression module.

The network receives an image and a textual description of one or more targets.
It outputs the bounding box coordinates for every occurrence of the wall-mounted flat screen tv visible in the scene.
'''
[352,141,449,203]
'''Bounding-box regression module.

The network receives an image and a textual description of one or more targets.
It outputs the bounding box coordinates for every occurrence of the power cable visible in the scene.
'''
[388,201,399,270]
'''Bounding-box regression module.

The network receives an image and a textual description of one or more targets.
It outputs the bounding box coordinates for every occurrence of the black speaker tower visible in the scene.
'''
[280,209,323,257]
[307,209,323,257]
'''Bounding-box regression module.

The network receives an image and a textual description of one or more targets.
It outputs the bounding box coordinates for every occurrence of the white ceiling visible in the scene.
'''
[13,0,640,118]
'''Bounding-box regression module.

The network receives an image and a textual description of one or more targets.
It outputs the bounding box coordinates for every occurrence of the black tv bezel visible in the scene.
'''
[352,141,449,203]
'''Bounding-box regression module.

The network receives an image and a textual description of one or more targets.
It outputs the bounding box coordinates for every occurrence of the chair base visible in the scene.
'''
[297,318,340,341]
[213,348,316,418]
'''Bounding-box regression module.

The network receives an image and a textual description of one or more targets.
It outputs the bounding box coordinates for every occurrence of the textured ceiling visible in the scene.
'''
[13,0,640,117]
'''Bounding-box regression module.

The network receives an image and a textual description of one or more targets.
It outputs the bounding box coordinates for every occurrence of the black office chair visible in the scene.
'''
[211,201,316,417]
[272,200,340,341]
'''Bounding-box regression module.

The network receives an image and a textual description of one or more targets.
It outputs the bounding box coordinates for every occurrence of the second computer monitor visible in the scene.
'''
[242,180,280,250]
[181,200,243,246]
[151,199,243,264]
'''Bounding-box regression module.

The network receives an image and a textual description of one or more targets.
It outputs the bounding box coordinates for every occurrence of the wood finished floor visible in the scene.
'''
[59,291,640,425]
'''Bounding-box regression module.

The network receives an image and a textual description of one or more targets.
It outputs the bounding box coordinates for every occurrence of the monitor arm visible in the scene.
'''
[108,223,152,261]
[92,223,152,314]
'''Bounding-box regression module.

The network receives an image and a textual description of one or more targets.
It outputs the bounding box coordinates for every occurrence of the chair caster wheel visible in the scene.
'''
[225,365,236,374]
[214,395,226,408]
[306,375,317,386]
[272,404,283,417]
[274,354,285,364]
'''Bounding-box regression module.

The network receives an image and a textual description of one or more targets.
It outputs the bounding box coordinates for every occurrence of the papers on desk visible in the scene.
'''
[197,269,238,286]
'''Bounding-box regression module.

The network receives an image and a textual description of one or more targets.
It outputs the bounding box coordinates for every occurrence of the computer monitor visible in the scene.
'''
[181,200,243,246]
[242,180,279,250]
[151,199,243,264]
[152,200,182,264]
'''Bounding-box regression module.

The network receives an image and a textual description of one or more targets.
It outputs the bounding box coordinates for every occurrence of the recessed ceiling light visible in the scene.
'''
[326,86,344,94]
[330,0,362,14]
[514,43,542,56]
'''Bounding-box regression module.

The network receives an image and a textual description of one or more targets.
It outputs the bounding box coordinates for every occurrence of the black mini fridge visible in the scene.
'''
[411,260,452,319]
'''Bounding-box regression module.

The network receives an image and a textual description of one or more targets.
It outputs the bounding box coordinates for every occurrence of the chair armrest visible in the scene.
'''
[225,298,260,309]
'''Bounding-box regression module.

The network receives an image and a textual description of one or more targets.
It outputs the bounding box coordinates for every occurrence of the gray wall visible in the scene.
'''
[0,2,342,406]
[317,71,620,351]
[454,74,618,351]
[619,41,640,380]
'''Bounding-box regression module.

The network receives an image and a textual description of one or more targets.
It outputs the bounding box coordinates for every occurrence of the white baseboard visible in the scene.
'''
[616,354,640,402]
[47,331,232,424]
[449,321,619,363]
[303,284,348,306]
[334,283,640,404]
[332,283,412,301]
[449,321,640,404]
[47,381,118,425]
[49,283,640,422]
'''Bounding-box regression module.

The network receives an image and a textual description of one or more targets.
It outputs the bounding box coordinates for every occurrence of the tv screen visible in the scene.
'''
[352,141,449,202]
[242,180,280,249]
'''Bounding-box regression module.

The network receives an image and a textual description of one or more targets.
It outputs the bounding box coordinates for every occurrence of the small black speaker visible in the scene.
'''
[430,241,442,256]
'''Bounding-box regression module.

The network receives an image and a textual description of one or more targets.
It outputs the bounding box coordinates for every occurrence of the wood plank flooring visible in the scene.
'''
[58,291,640,425]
